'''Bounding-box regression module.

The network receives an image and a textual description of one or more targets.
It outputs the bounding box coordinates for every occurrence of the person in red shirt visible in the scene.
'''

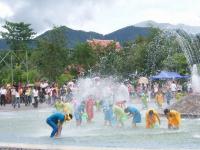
[86,96,95,123]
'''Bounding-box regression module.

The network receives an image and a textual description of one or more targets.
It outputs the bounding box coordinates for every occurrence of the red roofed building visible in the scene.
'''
[87,39,121,51]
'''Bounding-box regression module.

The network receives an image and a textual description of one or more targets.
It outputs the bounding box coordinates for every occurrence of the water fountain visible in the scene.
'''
[191,64,200,93]
[165,30,200,117]
[169,64,200,117]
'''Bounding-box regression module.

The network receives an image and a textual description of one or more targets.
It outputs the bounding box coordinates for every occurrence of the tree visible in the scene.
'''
[32,26,69,81]
[73,43,97,71]
[1,21,35,50]
[95,43,122,75]
[163,53,188,74]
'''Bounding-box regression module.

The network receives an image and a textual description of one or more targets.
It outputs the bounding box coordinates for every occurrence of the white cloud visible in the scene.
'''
[0,1,13,18]
[0,0,200,34]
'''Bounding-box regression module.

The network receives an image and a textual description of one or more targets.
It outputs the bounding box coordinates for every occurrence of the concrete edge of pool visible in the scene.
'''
[0,143,198,150]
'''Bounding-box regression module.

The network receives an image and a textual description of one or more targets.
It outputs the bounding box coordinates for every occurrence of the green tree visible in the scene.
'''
[95,43,122,75]
[163,53,188,74]
[120,37,149,76]
[32,26,69,81]
[1,21,35,50]
[73,43,97,71]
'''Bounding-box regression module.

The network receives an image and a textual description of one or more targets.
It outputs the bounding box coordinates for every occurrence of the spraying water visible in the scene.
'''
[191,64,200,93]
[72,77,130,104]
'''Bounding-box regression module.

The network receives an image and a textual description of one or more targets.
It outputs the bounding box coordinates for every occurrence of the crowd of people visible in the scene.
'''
[0,80,72,108]
[45,78,184,138]
[0,78,189,138]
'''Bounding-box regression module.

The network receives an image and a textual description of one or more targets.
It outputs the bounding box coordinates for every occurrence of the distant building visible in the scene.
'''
[87,39,121,51]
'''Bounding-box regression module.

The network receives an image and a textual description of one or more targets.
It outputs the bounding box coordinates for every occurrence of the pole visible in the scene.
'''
[11,51,13,85]
[26,50,28,84]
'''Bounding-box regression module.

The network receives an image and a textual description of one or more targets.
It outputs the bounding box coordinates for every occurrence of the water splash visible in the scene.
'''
[72,77,130,104]
[191,64,200,93]
[147,29,200,72]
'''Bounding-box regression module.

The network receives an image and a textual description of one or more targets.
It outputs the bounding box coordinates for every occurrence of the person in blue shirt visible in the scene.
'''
[74,101,85,126]
[103,103,114,126]
[124,106,141,128]
[46,112,73,138]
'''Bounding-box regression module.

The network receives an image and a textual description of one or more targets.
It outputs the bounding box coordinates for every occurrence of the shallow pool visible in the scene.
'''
[0,107,200,149]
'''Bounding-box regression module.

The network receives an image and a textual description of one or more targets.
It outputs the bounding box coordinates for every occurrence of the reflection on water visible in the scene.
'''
[0,108,200,149]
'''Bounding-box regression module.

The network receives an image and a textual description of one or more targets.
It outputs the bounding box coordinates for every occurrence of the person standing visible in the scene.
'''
[32,87,39,108]
[141,92,148,109]
[165,88,172,105]
[0,86,7,106]
[155,90,164,108]
[103,104,114,126]
[11,86,15,106]
[170,81,177,99]
[74,101,85,126]
[86,96,95,123]
[14,88,20,108]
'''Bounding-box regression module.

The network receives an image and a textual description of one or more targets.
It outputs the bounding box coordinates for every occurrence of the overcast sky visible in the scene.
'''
[0,0,200,35]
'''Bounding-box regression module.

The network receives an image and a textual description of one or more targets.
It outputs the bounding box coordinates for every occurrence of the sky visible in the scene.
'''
[0,0,200,35]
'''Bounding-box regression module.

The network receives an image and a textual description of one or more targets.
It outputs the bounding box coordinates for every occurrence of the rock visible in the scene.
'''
[169,94,200,118]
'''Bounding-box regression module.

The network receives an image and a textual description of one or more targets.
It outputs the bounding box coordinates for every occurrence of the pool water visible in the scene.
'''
[0,108,200,149]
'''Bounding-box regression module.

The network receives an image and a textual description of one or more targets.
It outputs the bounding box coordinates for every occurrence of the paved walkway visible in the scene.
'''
[0,103,51,112]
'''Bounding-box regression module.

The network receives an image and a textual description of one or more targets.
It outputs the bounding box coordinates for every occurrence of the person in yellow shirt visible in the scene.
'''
[63,102,73,114]
[155,90,164,108]
[146,109,160,128]
[54,99,64,112]
[164,109,181,129]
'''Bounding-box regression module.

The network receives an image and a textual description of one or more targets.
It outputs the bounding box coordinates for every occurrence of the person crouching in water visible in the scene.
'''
[113,105,126,127]
[164,109,181,129]
[46,112,73,138]
[146,109,160,128]
[124,106,141,128]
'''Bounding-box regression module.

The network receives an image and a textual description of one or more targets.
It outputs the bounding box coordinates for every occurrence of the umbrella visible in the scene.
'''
[138,77,149,84]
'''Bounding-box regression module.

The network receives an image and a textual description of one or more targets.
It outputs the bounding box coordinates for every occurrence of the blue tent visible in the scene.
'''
[150,71,184,80]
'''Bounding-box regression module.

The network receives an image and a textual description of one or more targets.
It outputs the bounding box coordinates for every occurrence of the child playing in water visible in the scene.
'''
[124,106,141,128]
[54,99,64,112]
[146,109,160,128]
[74,101,85,126]
[164,109,181,129]
[86,96,95,123]
[155,90,164,108]
[115,100,126,109]
[95,100,101,112]
[103,104,114,126]
[165,89,172,105]
[63,102,73,114]
[46,112,73,138]
[113,105,126,127]
[141,92,148,109]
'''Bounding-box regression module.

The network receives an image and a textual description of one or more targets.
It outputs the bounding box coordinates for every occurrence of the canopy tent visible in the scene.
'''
[150,71,184,80]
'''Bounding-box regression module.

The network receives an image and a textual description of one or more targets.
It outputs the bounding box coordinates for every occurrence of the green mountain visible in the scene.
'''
[104,26,149,43]
[0,25,150,49]
[37,26,104,48]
